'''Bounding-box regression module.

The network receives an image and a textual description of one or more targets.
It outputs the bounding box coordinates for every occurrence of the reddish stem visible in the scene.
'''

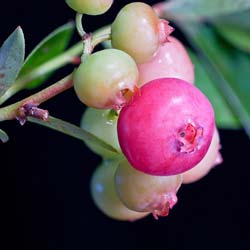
[0,74,73,122]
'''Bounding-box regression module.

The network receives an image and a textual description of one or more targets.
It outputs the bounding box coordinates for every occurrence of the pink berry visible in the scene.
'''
[138,36,195,87]
[117,78,215,176]
[182,127,223,184]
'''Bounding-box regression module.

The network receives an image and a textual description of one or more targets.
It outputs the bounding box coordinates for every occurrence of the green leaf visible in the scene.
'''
[213,11,250,53]
[181,23,250,137]
[19,22,74,89]
[164,0,250,20]
[0,27,25,97]
[213,10,250,29]
[188,50,241,129]
[0,129,9,143]
[28,116,120,155]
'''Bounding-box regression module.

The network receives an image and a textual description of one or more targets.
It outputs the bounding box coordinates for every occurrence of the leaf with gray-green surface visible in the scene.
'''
[0,27,25,97]
[0,129,9,143]
[213,11,250,53]
[164,0,250,21]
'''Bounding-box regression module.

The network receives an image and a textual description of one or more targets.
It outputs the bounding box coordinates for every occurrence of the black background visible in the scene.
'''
[0,1,250,249]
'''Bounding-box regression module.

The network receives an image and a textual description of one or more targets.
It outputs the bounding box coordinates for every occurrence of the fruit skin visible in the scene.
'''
[115,159,182,219]
[117,78,215,176]
[111,2,173,64]
[90,159,150,221]
[182,127,222,184]
[138,36,195,87]
[65,0,113,15]
[80,108,121,159]
[73,49,138,109]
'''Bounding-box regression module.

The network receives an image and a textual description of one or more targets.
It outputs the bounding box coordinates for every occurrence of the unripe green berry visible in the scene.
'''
[91,159,150,221]
[111,2,173,63]
[80,108,121,159]
[115,159,182,219]
[66,0,113,15]
[73,49,139,109]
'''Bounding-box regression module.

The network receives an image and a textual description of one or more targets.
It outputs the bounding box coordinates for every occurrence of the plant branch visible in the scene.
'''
[0,74,73,122]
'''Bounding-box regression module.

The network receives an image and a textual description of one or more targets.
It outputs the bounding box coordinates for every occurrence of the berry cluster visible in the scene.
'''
[66,1,222,221]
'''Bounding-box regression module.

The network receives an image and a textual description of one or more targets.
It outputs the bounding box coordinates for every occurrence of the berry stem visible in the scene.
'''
[75,13,95,57]
[81,33,93,62]
[0,74,73,122]
[90,25,111,53]
[76,13,86,37]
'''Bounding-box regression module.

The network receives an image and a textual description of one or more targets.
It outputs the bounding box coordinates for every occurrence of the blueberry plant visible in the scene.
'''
[0,0,250,221]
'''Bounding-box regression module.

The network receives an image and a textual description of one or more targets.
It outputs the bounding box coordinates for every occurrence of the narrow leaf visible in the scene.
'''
[188,50,241,129]
[0,129,9,143]
[28,116,120,155]
[19,22,74,89]
[213,10,250,29]
[214,24,250,53]
[164,0,250,21]
[213,11,250,53]
[0,27,25,97]
[182,23,250,137]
